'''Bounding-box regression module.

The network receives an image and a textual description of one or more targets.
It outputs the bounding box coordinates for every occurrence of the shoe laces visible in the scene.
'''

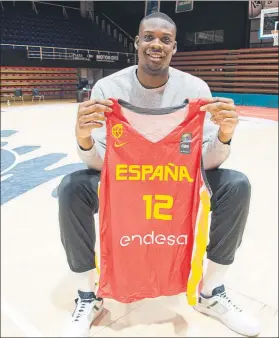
[72,297,94,322]
[216,291,242,312]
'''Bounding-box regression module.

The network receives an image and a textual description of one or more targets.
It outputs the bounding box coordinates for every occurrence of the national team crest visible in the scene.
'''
[112,124,124,139]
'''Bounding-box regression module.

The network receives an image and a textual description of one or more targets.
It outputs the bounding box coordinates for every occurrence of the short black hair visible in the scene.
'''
[139,12,177,32]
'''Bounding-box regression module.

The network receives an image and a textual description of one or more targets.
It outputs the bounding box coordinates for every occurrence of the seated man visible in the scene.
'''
[59,12,260,338]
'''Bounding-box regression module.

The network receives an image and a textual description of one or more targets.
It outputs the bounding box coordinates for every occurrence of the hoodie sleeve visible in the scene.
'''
[199,81,231,170]
[76,82,106,171]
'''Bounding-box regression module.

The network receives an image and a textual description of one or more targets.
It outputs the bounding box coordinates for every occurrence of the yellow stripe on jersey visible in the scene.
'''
[95,254,100,277]
[186,188,211,306]
[95,182,101,281]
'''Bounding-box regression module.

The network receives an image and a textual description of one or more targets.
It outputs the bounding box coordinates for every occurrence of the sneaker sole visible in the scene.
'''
[60,304,104,338]
[193,305,260,337]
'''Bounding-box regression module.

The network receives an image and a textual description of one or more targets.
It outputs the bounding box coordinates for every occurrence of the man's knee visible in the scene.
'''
[228,171,251,201]
[58,169,99,210]
[58,171,81,201]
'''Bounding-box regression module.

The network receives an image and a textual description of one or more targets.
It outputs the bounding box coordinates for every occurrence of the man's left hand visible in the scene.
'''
[200,97,239,144]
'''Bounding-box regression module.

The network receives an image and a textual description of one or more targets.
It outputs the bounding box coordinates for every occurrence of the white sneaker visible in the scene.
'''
[61,290,104,337]
[194,285,261,337]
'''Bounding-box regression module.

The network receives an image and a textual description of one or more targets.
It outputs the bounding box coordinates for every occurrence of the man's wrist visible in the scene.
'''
[77,136,94,151]
[218,130,233,145]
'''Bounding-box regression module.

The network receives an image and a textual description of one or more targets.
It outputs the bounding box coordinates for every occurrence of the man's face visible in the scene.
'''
[136,18,177,75]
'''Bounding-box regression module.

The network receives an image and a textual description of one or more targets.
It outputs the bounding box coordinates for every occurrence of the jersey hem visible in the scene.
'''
[97,286,190,303]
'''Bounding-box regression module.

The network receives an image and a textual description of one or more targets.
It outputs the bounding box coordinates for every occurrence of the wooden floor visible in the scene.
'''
[1,99,278,337]
[237,106,278,121]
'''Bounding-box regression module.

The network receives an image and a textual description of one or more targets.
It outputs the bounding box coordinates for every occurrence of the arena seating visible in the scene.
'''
[0,66,77,102]
[0,1,126,52]
[171,47,278,95]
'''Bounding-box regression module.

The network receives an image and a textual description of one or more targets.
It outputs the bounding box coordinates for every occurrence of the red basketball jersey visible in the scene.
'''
[97,98,211,305]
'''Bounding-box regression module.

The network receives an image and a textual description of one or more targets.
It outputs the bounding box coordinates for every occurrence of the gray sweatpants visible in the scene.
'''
[58,168,251,273]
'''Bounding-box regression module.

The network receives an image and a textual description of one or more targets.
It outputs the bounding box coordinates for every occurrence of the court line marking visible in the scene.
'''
[0,148,20,176]
[1,298,43,337]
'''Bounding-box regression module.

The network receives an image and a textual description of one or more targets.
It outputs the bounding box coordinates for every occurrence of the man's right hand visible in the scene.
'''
[76,99,113,150]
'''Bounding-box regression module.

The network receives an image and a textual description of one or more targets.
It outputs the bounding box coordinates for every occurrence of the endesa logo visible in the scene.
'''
[120,231,188,247]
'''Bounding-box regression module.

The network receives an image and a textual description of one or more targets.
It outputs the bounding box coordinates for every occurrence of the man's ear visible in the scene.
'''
[172,41,177,55]
[134,36,139,50]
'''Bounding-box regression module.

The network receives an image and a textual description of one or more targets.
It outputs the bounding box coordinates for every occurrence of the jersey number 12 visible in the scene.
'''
[143,194,173,221]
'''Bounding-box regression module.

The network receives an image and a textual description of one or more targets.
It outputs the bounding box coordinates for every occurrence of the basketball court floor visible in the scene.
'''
[1,99,278,337]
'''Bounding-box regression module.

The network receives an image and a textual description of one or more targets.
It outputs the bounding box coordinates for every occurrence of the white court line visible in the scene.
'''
[0,148,20,176]
[1,298,43,337]
[1,174,13,182]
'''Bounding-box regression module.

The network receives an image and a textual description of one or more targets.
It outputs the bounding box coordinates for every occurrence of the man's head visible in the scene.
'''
[135,12,177,76]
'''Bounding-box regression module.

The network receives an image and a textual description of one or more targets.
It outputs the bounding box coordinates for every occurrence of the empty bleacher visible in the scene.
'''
[0,1,126,52]
[0,66,77,102]
[171,47,278,95]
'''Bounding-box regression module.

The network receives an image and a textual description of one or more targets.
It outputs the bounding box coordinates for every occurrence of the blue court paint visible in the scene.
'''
[1,130,18,137]
[1,142,8,147]
[51,186,59,198]
[12,145,41,155]
[1,148,17,173]
[1,131,86,205]
[212,92,278,108]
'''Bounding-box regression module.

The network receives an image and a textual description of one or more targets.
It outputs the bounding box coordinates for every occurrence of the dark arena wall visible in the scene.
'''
[95,1,250,51]
[0,1,278,107]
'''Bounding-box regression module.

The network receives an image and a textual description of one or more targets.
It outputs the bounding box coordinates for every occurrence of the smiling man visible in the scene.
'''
[59,13,260,337]
[136,14,177,83]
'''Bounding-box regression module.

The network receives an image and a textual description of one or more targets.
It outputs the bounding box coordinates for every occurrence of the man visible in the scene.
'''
[59,12,260,337]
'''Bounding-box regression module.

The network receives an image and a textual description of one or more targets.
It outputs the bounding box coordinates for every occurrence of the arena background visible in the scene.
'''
[1,0,278,107]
